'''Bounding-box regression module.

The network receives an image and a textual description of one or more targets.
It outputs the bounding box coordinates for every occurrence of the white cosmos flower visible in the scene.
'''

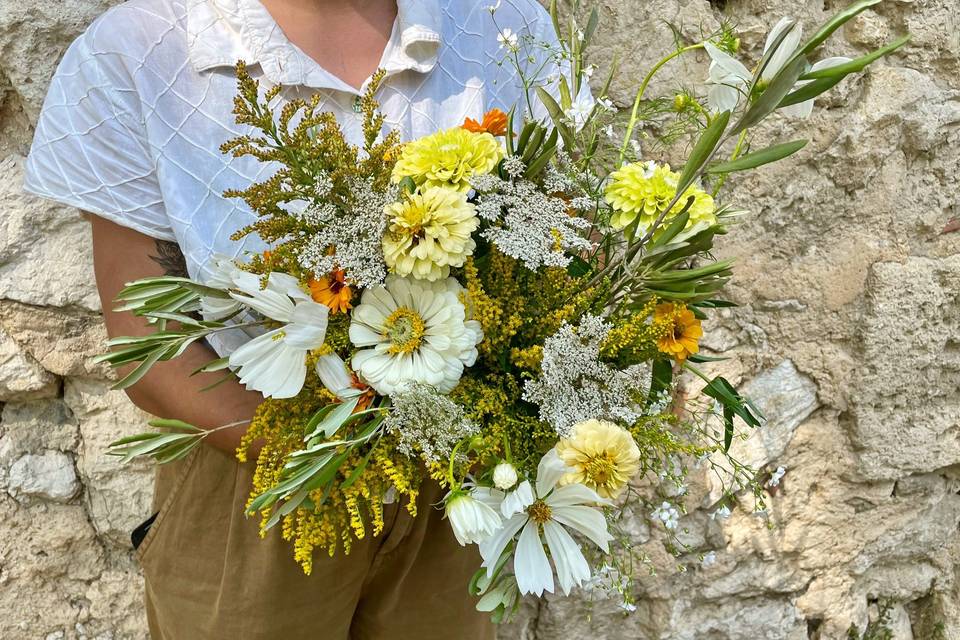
[563,98,594,131]
[478,449,613,597]
[227,271,329,399]
[445,490,503,546]
[705,18,852,118]
[348,275,483,396]
[199,255,244,321]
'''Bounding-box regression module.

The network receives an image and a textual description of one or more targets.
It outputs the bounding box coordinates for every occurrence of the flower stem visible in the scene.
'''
[619,43,704,164]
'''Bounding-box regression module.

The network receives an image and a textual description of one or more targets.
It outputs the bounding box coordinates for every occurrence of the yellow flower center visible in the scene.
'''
[526,500,553,524]
[383,307,426,354]
[582,452,618,487]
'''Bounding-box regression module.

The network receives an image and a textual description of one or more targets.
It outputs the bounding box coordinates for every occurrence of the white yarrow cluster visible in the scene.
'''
[474,177,592,270]
[523,314,651,437]
[384,383,479,462]
[297,177,395,288]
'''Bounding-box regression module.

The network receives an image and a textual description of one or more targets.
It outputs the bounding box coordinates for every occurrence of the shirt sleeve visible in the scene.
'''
[23,26,175,241]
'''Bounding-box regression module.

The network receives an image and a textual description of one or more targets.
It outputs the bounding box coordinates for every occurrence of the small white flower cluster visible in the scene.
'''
[650,501,680,530]
[474,177,592,270]
[501,154,526,179]
[297,178,394,288]
[384,383,479,463]
[581,564,636,611]
[523,314,651,437]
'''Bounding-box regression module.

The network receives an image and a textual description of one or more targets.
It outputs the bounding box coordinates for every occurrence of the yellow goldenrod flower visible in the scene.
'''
[605,161,716,237]
[382,186,479,281]
[392,127,502,192]
[654,302,702,362]
[309,269,353,314]
[555,419,641,498]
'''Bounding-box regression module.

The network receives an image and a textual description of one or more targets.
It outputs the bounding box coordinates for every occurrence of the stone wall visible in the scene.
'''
[0,1,957,638]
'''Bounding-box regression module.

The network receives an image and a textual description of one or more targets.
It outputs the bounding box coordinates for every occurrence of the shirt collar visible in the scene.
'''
[186,0,441,92]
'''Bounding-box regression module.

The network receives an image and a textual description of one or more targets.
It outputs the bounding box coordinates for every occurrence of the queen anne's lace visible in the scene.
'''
[474,177,592,270]
[297,178,394,288]
[385,383,479,462]
[523,314,651,437]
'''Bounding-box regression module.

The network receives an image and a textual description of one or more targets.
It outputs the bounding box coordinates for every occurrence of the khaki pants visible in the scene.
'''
[137,443,495,640]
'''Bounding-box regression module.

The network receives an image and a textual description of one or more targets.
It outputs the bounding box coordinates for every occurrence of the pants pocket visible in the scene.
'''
[135,448,200,564]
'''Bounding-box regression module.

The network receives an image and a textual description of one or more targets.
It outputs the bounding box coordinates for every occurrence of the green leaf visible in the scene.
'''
[797,0,882,57]
[304,396,360,441]
[146,418,204,433]
[523,128,558,179]
[566,255,592,278]
[801,35,909,80]
[534,87,575,151]
[677,111,730,194]
[706,140,808,174]
[505,106,517,156]
[520,125,545,163]
[732,55,808,134]
[192,357,230,375]
[648,359,673,408]
[777,76,844,108]
[111,347,166,390]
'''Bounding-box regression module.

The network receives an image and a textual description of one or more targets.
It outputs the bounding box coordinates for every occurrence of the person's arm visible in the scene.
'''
[88,214,262,453]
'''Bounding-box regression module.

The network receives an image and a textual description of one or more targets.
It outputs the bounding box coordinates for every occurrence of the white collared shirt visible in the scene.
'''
[24,0,574,286]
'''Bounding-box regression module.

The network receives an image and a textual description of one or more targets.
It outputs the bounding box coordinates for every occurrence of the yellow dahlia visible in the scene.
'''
[555,419,641,499]
[382,186,479,281]
[392,127,502,192]
[654,302,702,362]
[605,161,716,236]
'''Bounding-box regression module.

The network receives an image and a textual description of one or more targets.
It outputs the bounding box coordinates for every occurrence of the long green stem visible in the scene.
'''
[619,43,704,163]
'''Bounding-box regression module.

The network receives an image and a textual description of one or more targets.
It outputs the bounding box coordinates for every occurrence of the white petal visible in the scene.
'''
[315,353,354,397]
[479,514,527,576]
[501,480,534,518]
[283,302,329,349]
[542,520,591,595]
[762,17,802,81]
[707,83,742,113]
[229,331,307,398]
[514,521,553,596]
[550,505,613,553]
[704,42,751,82]
[547,482,610,508]
[536,448,570,497]
[349,322,384,347]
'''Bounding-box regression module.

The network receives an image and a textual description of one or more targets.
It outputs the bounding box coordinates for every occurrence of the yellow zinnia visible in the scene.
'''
[555,419,641,499]
[392,127,502,192]
[382,186,479,281]
[654,302,702,362]
[605,161,716,237]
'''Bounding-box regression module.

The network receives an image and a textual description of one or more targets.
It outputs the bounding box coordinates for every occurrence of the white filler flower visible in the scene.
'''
[348,275,483,396]
[227,271,329,399]
[445,490,503,546]
[705,17,851,117]
[478,450,613,597]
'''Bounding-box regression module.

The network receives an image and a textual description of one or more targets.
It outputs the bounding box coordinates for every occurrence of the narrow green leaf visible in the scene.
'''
[707,140,808,174]
[732,55,808,134]
[798,0,882,57]
[677,111,730,194]
[801,35,909,80]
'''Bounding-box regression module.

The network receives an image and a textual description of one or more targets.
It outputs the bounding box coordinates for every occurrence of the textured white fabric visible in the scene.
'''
[24,0,575,283]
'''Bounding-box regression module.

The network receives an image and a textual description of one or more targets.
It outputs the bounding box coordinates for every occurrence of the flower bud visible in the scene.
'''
[492,462,518,490]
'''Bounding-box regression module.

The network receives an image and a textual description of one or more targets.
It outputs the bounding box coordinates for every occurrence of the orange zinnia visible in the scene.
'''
[309,269,353,314]
[654,302,703,362]
[462,108,509,136]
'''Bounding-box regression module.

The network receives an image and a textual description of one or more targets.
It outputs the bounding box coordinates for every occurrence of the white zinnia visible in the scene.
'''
[478,450,613,597]
[348,275,483,396]
[492,462,518,490]
[704,18,851,118]
[445,490,502,546]
[227,271,329,399]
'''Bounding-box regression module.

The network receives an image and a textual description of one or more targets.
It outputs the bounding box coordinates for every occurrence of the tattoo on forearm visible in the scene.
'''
[150,240,188,277]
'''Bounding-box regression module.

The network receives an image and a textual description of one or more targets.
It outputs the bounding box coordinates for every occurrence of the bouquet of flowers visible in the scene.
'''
[99,0,904,620]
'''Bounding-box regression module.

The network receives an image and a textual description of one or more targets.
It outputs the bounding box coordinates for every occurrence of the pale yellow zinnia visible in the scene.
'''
[555,419,642,498]
[392,127,502,192]
[382,186,479,281]
[605,161,716,237]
